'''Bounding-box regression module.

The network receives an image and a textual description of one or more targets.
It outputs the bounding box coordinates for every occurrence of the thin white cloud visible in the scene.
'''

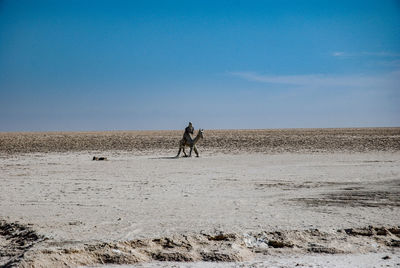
[229,71,400,89]
[378,59,400,67]
[332,51,345,57]
[332,51,400,58]
[362,52,400,57]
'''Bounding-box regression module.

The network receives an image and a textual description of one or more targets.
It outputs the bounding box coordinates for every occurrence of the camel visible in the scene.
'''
[176,129,204,157]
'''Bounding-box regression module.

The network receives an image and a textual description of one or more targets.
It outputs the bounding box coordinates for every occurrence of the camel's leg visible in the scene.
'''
[176,140,185,157]
[183,146,188,157]
[188,146,193,157]
[176,144,184,157]
[193,145,199,157]
[176,147,182,157]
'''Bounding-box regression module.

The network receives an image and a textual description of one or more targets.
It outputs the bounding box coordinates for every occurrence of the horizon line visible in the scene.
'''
[1,126,399,134]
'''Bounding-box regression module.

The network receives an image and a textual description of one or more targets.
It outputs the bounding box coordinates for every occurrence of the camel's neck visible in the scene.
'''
[193,132,202,144]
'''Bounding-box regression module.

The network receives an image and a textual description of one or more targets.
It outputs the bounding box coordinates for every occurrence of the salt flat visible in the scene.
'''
[1,151,399,242]
[0,128,399,267]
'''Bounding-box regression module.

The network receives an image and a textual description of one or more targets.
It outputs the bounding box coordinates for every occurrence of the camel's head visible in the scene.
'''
[198,129,204,139]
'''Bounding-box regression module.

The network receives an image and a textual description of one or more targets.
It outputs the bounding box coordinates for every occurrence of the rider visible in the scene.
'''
[183,122,194,144]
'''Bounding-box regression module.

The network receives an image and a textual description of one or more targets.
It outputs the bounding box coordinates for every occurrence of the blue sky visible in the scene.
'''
[0,0,399,131]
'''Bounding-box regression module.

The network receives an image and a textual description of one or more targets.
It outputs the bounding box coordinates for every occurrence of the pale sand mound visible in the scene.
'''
[2,223,400,267]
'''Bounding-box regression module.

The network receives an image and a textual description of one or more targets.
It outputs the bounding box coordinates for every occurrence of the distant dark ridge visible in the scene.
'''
[0,128,399,154]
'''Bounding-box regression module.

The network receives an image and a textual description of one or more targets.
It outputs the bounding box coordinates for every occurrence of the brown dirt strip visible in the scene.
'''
[1,128,399,154]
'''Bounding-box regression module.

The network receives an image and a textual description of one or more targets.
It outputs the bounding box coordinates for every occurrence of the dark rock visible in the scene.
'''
[151,251,193,261]
[344,228,373,236]
[386,239,400,247]
[93,156,107,161]
[207,233,236,241]
[268,240,294,248]
[375,227,388,236]
[200,251,242,262]
[308,246,342,254]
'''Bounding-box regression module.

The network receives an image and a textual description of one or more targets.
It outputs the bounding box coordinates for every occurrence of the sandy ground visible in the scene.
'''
[0,128,400,267]
[88,252,400,268]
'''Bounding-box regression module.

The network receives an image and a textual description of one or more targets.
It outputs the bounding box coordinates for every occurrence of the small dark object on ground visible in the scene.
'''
[382,255,391,260]
[93,156,107,161]
[268,240,294,248]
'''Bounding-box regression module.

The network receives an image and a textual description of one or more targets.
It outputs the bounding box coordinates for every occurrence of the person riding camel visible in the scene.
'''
[183,122,194,145]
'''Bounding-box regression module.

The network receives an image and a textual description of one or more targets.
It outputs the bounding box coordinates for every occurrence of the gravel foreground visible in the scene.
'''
[1,128,399,267]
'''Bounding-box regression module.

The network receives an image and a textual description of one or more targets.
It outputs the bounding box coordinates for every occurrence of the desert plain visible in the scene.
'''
[0,128,399,267]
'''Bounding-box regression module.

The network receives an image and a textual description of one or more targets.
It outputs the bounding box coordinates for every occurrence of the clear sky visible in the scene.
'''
[0,0,399,131]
